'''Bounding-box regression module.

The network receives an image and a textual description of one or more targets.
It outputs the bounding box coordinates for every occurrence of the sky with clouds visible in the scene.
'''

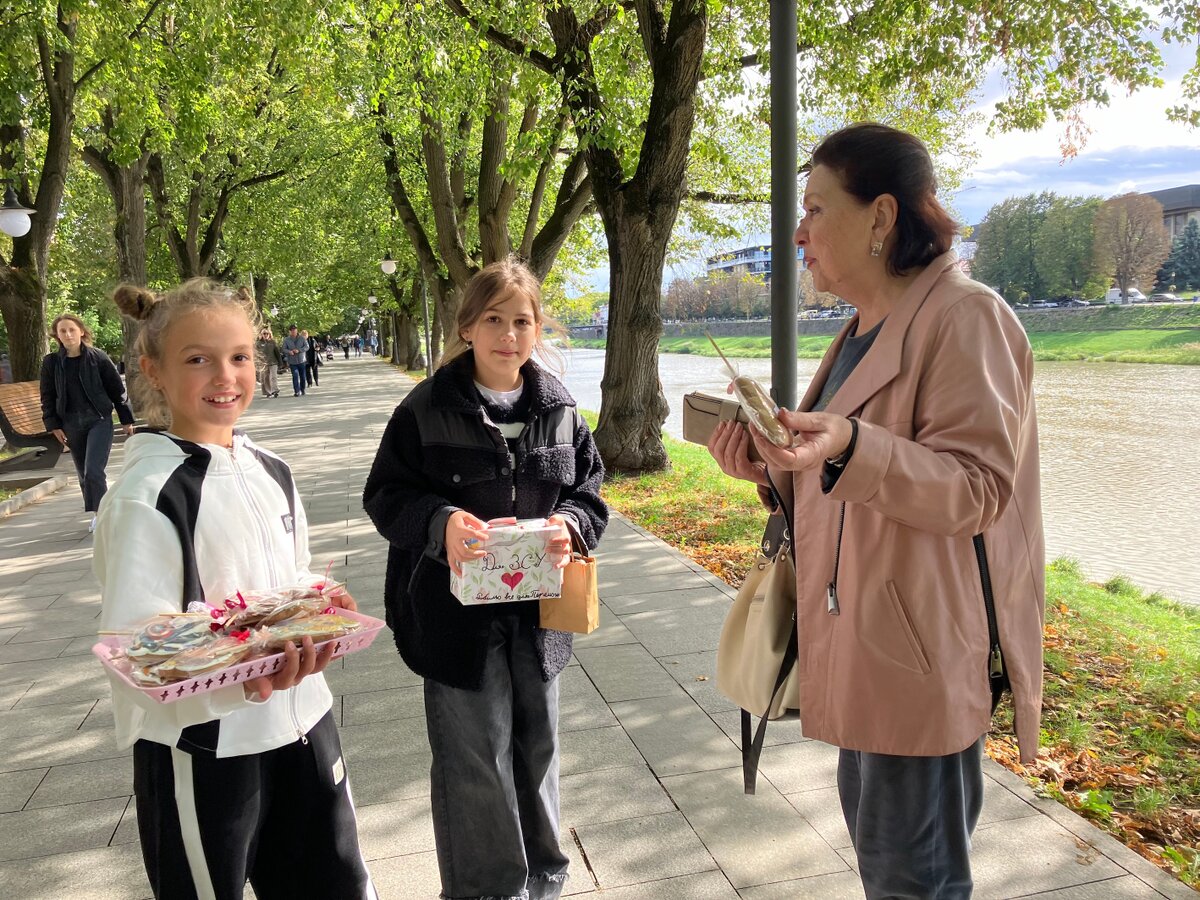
[954,41,1199,228]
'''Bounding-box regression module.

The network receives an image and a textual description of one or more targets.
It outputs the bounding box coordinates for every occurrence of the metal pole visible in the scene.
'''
[420,278,433,377]
[769,0,798,410]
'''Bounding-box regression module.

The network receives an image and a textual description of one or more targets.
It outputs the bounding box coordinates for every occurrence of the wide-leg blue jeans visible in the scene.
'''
[424,615,568,900]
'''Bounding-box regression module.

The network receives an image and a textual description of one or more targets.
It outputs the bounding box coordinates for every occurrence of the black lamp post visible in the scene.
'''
[769,0,797,409]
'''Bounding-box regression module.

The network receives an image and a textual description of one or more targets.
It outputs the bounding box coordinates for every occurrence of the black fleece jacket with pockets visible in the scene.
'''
[363,352,607,690]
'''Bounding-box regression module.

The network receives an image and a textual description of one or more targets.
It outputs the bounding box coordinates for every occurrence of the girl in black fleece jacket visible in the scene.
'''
[364,258,606,900]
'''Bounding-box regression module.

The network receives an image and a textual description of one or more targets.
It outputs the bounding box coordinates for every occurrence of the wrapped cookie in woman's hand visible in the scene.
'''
[705,332,792,448]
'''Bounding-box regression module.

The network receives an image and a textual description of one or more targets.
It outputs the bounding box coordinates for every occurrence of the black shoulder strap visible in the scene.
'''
[742,616,798,795]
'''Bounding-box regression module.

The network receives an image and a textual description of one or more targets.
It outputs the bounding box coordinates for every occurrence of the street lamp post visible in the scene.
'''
[769,0,798,410]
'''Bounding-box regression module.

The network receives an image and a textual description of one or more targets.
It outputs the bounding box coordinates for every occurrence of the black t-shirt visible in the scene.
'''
[62,354,100,423]
[812,318,884,412]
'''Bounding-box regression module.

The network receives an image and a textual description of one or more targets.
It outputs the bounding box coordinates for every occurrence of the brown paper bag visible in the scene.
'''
[540,553,599,634]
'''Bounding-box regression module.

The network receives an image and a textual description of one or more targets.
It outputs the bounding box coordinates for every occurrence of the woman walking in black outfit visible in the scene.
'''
[39,313,135,531]
[303,329,320,387]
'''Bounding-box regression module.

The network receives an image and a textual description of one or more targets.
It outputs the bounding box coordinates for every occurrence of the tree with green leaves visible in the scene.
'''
[1157,219,1200,292]
[1034,196,1105,299]
[356,2,595,365]
[445,0,1188,472]
[1093,193,1172,300]
[973,192,1056,302]
[1,0,163,381]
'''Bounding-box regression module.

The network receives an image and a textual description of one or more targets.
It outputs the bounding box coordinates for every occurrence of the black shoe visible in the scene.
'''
[293,391,300,397]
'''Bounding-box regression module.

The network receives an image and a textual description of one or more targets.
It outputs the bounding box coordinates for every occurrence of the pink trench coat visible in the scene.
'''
[771,252,1045,763]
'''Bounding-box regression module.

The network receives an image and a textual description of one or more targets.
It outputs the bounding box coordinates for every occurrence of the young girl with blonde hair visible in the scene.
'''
[96,280,375,900]
[364,257,608,900]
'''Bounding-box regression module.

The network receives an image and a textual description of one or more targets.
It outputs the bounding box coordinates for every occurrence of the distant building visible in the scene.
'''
[706,244,804,285]
[1146,184,1200,240]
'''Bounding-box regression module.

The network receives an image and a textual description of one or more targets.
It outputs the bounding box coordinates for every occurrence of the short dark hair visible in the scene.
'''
[811,123,958,276]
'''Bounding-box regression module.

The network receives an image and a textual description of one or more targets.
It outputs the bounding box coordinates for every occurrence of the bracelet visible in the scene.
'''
[826,418,859,468]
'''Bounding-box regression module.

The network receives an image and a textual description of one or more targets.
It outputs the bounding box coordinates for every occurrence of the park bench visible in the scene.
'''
[0,381,65,471]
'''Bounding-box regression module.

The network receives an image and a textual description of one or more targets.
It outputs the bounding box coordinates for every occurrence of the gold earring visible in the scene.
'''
[870,241,883,257]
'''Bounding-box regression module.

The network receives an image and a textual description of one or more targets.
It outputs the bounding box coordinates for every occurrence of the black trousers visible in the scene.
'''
[63,415,113,511]
[133,712,376,900]
[306,361,319,386]
[838,736,985,900]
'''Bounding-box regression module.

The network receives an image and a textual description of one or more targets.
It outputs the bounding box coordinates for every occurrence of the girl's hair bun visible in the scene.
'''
[112,284,161,321]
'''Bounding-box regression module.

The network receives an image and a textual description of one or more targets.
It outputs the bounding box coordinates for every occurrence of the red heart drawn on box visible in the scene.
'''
[501,572,524,590]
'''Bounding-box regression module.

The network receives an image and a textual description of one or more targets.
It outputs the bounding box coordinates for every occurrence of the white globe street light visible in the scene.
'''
[380,253,397,275]
[269,305,280,317]
[0,182,35,238]
[368,294,378,305]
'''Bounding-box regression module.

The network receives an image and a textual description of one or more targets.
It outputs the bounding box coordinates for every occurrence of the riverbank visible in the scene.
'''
[589,420,1200,889]
[573,304,1200,364]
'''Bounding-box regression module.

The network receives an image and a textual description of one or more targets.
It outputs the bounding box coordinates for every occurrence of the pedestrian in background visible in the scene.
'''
[39,313,135,532]
[282,324,307,396]
[302,329,320,388]
[256,326,283,398]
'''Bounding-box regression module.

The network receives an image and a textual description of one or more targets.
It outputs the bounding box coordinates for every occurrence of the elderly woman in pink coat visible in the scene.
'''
[709,122,1044,900]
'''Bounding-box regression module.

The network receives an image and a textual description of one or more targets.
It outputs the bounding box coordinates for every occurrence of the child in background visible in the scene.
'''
[96,280,376,900]
[364,257,608,900]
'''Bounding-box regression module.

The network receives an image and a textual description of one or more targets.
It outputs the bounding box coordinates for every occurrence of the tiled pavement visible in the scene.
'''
[0,356,1192,899]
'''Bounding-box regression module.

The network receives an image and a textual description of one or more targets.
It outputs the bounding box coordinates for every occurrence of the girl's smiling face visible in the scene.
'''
[460,289,539,391]
[141,308,257,447]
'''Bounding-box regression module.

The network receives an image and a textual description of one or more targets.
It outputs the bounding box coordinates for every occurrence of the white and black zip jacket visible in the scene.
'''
[94,431,333,758]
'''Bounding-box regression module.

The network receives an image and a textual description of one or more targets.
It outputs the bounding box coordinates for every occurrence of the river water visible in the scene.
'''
[558,348,1200,606]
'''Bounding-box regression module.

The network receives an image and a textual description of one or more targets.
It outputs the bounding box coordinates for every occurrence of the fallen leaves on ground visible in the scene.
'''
[659,532,1199,890]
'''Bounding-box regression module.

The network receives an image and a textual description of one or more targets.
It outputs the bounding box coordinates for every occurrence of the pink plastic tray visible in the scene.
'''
[92,609,386,704]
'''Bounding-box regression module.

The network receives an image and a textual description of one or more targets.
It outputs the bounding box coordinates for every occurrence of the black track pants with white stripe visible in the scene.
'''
[133,711,377,900]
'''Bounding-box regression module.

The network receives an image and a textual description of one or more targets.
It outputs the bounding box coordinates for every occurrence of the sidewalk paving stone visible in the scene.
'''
[573,643,680,702]
[0,766,47,812]
[25,755,133,809]
[661,766,846,888]
[0,842,150,900]
[610,694,741,776]
[573,810,719,888]
[0,355,1188,899]
[560,763,676,826]
[0,796,128,862]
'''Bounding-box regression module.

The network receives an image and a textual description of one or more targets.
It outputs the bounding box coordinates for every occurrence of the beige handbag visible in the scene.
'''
[716,473,799,794]
[682,392,762,462]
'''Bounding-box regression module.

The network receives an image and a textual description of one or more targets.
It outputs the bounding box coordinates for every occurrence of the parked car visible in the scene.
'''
[1066,298,1090,308]
[1105,288,1147,303]
[1150,292,1179,303]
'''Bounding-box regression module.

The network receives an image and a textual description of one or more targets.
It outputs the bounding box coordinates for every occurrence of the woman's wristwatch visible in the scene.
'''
[825,418,859,469]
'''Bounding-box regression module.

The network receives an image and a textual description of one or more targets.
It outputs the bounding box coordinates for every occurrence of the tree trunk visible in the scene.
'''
[404,314,424,370]
[389,312,401,365]
[114,157,149,408]
[253,273,270,314]
[594,211,671,474]
[0,269,47,382]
